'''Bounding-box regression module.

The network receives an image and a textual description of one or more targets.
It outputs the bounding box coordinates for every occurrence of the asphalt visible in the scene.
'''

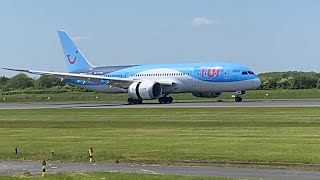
[1,161,320,180]
[0,100,320,109]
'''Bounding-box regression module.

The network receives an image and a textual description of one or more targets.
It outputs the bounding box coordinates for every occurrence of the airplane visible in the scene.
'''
[3,30,261,104]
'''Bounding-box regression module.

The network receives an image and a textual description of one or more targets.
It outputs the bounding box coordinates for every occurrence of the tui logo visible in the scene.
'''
[66,50,78,64]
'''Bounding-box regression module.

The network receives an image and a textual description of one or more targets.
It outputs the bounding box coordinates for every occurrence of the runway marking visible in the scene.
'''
[140,169,158,174]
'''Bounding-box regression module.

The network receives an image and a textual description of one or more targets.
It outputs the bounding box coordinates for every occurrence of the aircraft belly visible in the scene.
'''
[192,79,252,92]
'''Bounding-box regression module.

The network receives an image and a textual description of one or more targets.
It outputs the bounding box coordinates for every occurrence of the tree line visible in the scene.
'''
[0,74,66,92]
[259,71,320,90]
[0,72,320,92]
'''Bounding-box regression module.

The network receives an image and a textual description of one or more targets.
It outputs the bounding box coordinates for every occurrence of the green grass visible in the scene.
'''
[0,172,241,180]
[0,107,320,166]
[0,89,320,103]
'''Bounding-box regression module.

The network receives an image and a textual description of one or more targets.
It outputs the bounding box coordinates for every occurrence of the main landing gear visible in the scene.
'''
[158,96,173,104]
[127,98,143,105]
[234,91,245,102]
[127,96,174,105]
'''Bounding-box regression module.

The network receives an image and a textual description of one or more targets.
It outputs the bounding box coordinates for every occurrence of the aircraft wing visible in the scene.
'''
[2,67,134,88]
[2,67,177,88]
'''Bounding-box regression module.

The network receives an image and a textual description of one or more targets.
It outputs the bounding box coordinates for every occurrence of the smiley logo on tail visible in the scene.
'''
[66,50,78,64]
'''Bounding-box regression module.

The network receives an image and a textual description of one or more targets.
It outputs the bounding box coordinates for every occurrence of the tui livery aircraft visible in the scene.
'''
[3,30,261,104]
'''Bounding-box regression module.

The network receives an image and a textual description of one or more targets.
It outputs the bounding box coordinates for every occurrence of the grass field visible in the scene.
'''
[1,172,239,180]
[0,89,320,103]
[1,107,320,167]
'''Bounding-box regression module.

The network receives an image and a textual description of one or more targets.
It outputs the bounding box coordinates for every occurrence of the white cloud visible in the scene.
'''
[72,36,89,41]
[192,17,215,26]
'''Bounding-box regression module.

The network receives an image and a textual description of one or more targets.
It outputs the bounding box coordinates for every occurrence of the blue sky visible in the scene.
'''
[0,0,320,76]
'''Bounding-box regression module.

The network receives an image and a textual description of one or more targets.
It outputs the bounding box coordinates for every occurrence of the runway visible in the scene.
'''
[0,100,320,109]
[0,161,320,179]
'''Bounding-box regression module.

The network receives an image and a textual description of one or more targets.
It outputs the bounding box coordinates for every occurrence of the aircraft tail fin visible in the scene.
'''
[57,30,93,72]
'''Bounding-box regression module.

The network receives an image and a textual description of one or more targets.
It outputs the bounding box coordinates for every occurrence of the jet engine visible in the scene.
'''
[192,92,222,98]
[128,81,162,100]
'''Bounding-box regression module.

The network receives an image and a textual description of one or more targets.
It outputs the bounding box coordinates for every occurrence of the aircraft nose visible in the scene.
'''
[253,77,262,88]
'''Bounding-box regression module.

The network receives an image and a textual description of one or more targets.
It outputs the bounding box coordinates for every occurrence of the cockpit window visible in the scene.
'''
[242,71,255,75]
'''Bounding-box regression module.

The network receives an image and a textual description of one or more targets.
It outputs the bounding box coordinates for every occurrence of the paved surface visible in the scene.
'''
[1,161,320,179]
[0,100,320,109]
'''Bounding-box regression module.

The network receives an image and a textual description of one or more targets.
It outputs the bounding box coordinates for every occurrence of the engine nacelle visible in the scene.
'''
[128,81,162,100]
[192,92,222,98]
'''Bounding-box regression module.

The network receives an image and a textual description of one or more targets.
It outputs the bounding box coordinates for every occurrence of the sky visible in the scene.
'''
[0,0,320,77]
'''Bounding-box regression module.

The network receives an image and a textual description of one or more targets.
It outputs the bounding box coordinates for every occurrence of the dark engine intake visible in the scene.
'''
[128,81,162,100]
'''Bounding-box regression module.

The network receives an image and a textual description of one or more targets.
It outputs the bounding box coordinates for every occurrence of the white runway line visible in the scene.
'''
[140,168,158,174]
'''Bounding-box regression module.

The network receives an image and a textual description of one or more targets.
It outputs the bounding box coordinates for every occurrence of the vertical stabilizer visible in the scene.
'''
[57,30,93,72]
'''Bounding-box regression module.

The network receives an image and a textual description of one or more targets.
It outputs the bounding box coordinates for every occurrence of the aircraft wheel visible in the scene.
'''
[235,96,242,102]
[128,98,134,105]
[158,97,173,104]
[158,97,164,104]
[128,98,143,105]
[158,97,167,104]
[164,98,169,104]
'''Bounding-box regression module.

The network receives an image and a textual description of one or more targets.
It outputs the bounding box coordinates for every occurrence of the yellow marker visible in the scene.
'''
[42,161,46,176]
[88,148,93,162]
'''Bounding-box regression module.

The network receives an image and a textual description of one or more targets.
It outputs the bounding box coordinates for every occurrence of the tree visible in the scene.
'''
[291,75,317,89]
[0,76,10,91]
[34,75,65,89]
[0,76,9,86]
[317,79,320,89]
[6,73,34,90]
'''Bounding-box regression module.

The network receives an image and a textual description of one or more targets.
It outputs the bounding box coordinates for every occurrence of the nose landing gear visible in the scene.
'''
[235,96,242,102]
[234,91,245,102]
